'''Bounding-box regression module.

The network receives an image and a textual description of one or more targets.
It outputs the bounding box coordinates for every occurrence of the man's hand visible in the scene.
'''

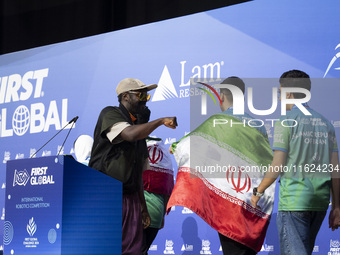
[163,117,177,129]
[329,207,340,231]
[142,209,151,229]
[250,195,261,210]
[169,146,173,154]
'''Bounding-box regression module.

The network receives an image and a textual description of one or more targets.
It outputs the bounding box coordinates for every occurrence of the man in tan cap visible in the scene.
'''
[89,78,177,255]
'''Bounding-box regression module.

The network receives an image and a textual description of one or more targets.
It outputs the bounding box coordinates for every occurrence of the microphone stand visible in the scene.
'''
[57,120,76,156]
[30,116,79,158]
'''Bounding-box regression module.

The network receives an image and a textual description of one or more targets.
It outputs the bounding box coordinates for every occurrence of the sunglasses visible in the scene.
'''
[128,91,151,101]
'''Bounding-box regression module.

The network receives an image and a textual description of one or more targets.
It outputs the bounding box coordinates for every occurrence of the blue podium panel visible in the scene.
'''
[4,156,122,255]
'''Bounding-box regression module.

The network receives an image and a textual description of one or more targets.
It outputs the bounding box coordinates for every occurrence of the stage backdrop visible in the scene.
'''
[1,0,340,254]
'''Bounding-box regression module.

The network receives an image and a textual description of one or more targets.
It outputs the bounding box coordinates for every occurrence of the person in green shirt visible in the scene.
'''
[251,70,340,255]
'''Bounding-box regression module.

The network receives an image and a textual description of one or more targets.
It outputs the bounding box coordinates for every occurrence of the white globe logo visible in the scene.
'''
[12,105,30,136]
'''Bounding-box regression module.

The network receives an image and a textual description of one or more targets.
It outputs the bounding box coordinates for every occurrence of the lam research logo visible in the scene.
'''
[181,244,193,251]
[152,65,178,102]
[332,120,340,128]
[261,244,274,252]
[15,153,25,159]
[182,207,194,214]
[42,150,52,157]
[27,217,37,236]
[324,43,340,77]
[149,244,157,251]
[13,169,30,187]
[164,137,176,145]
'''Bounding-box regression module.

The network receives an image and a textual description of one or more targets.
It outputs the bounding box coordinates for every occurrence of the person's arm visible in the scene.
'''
[329,151,340,231]
[120,117,177,142]
[139,188,151,229]
[250,150,286,209]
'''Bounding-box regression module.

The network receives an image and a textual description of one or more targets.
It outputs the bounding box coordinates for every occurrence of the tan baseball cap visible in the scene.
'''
[116,78,158,96]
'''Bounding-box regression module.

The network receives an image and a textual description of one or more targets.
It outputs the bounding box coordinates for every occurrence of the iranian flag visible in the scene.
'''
[167,113,275,252]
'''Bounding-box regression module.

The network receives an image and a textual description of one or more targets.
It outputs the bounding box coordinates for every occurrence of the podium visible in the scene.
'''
[4,156,122,255]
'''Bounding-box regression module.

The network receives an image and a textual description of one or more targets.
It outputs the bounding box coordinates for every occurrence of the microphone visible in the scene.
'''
[69,116,79,124]
[30,116,79,158]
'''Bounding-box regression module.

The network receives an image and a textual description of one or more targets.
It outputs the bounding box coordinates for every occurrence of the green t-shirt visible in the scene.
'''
[144,191,164,228]
[273,107,338,211]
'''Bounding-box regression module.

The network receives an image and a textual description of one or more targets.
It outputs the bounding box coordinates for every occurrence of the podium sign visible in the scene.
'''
[4,156,122,255]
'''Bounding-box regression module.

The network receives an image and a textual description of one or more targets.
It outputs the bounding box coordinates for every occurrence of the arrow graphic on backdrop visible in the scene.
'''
[324,43,340,77]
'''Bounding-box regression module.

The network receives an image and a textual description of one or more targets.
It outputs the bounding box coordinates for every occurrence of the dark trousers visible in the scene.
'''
[218,233,257,255]
[122,192,143,255]
[141,227,160,255]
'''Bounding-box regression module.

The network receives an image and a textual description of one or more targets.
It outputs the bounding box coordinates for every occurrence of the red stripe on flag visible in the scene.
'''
[167,167,271,252]
[143,169,174,196]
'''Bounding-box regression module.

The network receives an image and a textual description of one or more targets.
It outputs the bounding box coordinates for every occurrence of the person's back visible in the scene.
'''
[222,107,267,137]
[251,69,340,255]
[274,106,337,211]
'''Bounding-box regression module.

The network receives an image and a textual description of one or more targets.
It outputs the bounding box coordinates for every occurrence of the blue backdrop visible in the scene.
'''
[1,0,340,253]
